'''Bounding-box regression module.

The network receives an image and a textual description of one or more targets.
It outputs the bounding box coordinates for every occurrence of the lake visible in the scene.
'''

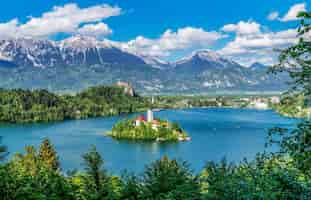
[0,108,297,174]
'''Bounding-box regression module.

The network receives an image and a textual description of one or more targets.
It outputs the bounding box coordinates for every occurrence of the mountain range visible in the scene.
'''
[0,36,289,94]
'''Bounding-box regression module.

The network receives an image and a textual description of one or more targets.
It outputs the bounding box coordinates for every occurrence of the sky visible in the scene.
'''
[0,0,308,66]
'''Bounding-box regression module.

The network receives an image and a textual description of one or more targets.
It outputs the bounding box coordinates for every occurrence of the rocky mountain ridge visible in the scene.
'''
[0,36,288,94]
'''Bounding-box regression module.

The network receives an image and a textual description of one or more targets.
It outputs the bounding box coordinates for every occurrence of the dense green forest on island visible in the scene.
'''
[107,118,189,142]
[0,85,149,123]
[0,11,310,200]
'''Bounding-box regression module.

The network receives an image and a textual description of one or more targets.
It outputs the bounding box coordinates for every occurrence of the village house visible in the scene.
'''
[270,96,281,104]
[250,98,269,109]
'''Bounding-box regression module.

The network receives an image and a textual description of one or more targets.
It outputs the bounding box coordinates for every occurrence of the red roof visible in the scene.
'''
[136,115,146,121]
[152,120,160,125]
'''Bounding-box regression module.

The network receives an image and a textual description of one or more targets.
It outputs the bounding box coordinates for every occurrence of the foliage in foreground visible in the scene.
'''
[273,94,311,118]
[272,12,311,97]
[0,140,310,200]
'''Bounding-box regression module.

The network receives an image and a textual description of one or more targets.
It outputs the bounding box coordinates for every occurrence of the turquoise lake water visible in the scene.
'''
[0,108,297,173]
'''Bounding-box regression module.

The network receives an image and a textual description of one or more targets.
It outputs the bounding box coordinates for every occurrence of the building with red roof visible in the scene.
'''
[136,115,146,122]
[134,112,160,130]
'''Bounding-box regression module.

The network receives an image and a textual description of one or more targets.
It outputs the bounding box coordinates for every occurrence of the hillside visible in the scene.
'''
[0,85,148,123]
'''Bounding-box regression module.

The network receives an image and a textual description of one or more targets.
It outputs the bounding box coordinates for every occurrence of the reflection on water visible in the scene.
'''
[0,108,296,174]
[115,140,181,155]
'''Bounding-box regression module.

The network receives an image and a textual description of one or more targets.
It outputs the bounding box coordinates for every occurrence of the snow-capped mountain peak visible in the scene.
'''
[0,37,62,68]
[173,49,238,68]
[193,49,222,61]
[59,35,114,50]
[133,54,170,69]
[0,37,242,70]
[0,36,146,67]
[0,37,289,93]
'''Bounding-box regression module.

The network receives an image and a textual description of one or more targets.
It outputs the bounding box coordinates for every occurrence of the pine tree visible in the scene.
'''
[120,174,141,200]
[82,146,106,192]
[82,146,112,199]
[141,156,201,199]
[38,138,60,171]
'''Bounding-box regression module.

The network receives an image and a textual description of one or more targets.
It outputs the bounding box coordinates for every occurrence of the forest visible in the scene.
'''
[0,133,310,200]
[0,86,149,123]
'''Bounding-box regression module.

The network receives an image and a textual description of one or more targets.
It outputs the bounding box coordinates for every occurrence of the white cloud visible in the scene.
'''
[124,27,225,57]
[161,27,224,50]
[281,3,306,21]
[0,19,19,39]
[77,23,112,38]
[267,11,279,21]
[220,5,309,65]
[268,3,307,22]
[219,27,298,66]
[222,21,261,35]
[0,3,121,39]
[0,4,225,59]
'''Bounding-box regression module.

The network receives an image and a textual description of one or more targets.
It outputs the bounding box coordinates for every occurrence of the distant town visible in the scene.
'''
[116,81,311,119]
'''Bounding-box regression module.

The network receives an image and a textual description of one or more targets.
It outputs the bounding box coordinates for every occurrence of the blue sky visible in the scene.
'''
[0,0,308,65]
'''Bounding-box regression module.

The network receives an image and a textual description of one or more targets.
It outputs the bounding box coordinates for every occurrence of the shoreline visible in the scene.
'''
[0,106,286,126]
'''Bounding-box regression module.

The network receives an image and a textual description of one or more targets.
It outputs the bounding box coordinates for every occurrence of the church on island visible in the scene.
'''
[106,89,190,142]
[135,110,162,130]
[134,109,191,141]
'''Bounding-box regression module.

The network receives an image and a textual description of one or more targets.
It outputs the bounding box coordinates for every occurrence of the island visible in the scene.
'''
[106,110,191,142]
